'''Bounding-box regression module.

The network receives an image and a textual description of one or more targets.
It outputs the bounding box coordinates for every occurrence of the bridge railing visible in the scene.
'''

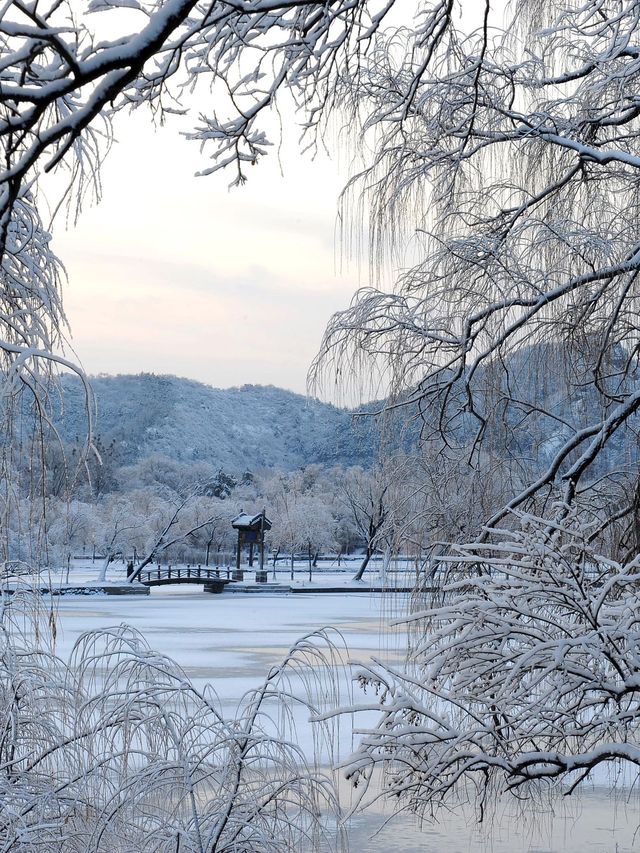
[141,566,232,585]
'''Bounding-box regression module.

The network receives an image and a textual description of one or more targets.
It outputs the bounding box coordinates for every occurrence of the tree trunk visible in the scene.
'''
[379,543,392,585]
[290,550,294,581]
[353,546,373,582]
[127,552,158,583]
[97,553,112,583]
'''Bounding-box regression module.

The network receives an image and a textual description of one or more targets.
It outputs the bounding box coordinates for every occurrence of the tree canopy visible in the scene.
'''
[314,0,640,553]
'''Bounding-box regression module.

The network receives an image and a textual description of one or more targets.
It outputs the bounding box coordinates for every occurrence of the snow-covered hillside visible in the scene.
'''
[51,338,640,482]
[55,373,378,472]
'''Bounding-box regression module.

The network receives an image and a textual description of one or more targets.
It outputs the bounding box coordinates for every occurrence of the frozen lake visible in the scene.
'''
[46,586,640,852]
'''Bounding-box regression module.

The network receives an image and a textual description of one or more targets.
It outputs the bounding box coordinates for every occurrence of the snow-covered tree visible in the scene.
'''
[0,594,346,851]
[336,459,419,580]
[313,0,640,550]
[44,498,94,572]
[345,510,640,813]
[301,0,640,831]
[125,491,238,581]
[93,494,145,580]
[259,467,340,573]
[176,494,238,564]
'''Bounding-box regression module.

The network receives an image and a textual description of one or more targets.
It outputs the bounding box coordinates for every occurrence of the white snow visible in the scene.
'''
[42,579,640,853]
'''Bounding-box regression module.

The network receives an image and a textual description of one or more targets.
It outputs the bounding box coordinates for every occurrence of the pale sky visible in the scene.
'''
[53,108,365,396]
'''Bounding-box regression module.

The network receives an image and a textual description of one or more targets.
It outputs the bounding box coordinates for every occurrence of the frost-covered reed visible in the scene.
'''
[0,588,347,852]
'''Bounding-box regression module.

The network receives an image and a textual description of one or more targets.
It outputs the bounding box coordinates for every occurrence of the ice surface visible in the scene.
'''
[43,574,640,852]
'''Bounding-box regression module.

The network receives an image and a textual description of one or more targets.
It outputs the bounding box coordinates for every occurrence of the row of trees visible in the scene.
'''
[14,438,545,583]
[4,458,437,580]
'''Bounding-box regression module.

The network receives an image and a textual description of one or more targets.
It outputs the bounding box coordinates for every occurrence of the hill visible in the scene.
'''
[55,373,379,472]
[53,339,637,482]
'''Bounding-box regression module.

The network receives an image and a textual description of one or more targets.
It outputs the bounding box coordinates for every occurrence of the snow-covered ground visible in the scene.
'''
[43,556,421,589]
[36,563,640,852]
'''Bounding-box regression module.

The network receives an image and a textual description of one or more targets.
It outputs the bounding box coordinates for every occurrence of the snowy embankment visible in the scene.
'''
[22,556,422,594]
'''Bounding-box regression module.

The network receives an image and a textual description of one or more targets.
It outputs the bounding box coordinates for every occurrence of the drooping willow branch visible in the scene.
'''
[311,0,640,548]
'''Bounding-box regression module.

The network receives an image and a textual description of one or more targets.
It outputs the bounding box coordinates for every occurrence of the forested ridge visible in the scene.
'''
[53,341,639,483]
[53,372,379,470]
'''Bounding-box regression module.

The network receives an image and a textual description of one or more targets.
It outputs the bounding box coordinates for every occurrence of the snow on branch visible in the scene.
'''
[311,1,640,547]
[0,587,349,851]
[342,510,640,815]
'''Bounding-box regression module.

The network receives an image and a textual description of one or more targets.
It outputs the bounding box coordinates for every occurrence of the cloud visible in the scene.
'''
[61,247,356,394]
[51,109,364,393]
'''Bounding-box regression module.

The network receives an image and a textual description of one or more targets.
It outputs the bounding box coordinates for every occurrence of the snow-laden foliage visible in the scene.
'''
[312,0,640,550]
[342,511,640,814]
[0,589,346,851]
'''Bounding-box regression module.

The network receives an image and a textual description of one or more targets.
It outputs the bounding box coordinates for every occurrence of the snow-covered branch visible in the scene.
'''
[0,591,347,850]
[343,511,640,812]
[312,0,640,548]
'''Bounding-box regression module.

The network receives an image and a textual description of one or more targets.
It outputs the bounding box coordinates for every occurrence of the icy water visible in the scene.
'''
[345,787,640,852]
[49,586,639,853]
